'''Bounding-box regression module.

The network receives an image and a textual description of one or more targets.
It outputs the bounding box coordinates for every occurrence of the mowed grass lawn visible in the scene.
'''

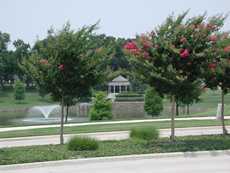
[0,119,229,138]
[0,88,54,109]
[161,89,230,118]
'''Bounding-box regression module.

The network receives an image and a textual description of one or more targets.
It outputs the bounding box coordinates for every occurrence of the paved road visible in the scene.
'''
[1,152,230,173]
[0,126,230,148]
[1,116,229,132]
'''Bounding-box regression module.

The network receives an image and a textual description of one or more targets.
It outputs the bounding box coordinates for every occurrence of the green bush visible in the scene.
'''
[67,136,99,151]
[14,80,25,101]
[130,126,159,141]
[144,87,163,116]
[90,92,112,120]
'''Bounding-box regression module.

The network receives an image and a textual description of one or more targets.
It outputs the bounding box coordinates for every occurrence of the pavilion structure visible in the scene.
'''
[108,75,130,94]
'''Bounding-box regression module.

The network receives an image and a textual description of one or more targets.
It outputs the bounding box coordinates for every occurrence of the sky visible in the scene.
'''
[0,0,230,48]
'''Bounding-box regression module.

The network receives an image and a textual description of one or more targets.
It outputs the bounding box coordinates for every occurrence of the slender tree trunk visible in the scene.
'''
[170,95,176,141]
[60,96,65,144]
[176,103,179,116]
[186,104,190,115]
[65,106,69,123]
[221,89,228,135]
[0,79,4,89]
[182,106,186,115]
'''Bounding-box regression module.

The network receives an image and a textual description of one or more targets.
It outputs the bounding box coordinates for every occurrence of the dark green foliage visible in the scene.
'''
[151,135,230,152]
[115,97,144,102]
[175,81,202,106]
[67,136,99,151]
[115,92,144,101]
[130,126,159,141]
[90,92,112,120]
[144,87,163,116]
[1,135,230,165]
[14,80,25,101]
[116,92,143,97]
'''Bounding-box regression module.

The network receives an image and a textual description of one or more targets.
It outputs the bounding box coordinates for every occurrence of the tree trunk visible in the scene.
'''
[221,89,228,135]
[182,106,186,115]
[0,79,4,89]
[60,96,65,144]
[65,106,69,123]
[186,104,190,115]
[176,103,179,116]
[170,95,176,141]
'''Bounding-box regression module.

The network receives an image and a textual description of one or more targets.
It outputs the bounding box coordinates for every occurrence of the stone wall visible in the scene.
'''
[112,101,145,119]
[72,101,145,119]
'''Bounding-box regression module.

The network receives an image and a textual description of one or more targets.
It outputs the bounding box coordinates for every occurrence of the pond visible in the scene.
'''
[0,105,89,127]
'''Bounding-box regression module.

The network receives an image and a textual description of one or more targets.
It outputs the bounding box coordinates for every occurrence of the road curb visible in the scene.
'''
[1,149,230,170]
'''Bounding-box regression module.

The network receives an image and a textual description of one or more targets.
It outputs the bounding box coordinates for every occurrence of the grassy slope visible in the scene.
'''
[161,89,230,117]
[0,89,54,109]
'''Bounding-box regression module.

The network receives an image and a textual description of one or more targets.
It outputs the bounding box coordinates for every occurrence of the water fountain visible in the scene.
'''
[23,105,62,124]
[19,104,89,125]
[30,105,61,119]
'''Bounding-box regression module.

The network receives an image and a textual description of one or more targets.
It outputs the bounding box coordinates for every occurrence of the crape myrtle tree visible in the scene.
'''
[204,32,230,135]
[124,12,225,141]
[23,23,108,144]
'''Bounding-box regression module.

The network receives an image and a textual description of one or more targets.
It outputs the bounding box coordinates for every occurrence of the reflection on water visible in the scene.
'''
[20,117,88,125]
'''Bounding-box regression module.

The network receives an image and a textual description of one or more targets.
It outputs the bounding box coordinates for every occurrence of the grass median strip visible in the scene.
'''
[0,119,229,139]
[0,134,230,165]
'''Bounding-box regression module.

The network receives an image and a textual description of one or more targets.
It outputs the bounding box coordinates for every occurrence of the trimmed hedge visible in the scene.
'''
[130,126,159,141]
[67,136,99,151]
[115,97,144,102]
[116,93,143,98]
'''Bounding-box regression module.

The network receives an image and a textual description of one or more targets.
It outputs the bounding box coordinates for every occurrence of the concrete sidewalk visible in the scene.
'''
[1,116,229,132]
[0,126,230,148]
[1,150,230,173]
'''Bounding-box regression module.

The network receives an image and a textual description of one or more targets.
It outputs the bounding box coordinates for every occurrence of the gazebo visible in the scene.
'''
[108,75,130,94]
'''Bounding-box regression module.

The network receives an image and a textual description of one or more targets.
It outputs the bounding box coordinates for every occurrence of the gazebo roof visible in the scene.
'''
[112,75,129,82]
[108,75,130,85]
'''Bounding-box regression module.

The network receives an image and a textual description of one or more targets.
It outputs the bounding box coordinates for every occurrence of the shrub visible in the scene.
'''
[67,136,99,151]
[90,92,112,120]
[130,126,159,141]
[144,87,163,116]
[14,80,25,101]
